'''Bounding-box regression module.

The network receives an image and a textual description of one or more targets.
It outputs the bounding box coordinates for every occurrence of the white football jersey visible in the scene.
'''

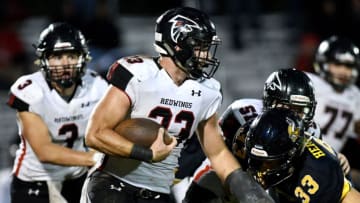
[102,55,222,194]
[307,72,360,151]
[219,98,321,140]
[8,69,108,181]
[220,98,263,126]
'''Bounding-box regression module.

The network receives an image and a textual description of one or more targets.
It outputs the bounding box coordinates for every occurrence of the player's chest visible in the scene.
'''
[132,82,215,142]
[316,91,357,108]
[275,174,318,203]
[133,80,209,115]
[315,93,357,127]
[37,93,99,138]
[316,92,356,128]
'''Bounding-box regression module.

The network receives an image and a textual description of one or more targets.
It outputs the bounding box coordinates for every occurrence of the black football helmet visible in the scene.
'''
[154,7,221,79]
[314,36,360,91]
[245,108,306,189]
[263,68,316,124]
[35,22,90,88]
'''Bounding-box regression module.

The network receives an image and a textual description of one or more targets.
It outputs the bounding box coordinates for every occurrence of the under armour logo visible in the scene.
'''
[28,188,40,196]
[110,184,123,191]
[191,90,201,96]
[81,102,90,108]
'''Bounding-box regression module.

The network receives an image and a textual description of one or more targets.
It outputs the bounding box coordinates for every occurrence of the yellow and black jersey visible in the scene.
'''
[274,137,351,203]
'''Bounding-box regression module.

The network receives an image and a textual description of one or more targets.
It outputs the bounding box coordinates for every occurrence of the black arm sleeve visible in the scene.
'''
[106,62,133,91]
[7,93,29,112]
[225,168,275,203]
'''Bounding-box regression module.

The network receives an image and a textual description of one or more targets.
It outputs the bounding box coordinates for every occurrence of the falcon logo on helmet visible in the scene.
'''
[267,72,282,91]
[169,15,201,43]
[154,7,221,79]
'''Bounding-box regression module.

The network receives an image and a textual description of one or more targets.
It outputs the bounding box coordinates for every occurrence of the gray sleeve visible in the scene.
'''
[197,171,227,197]
[225,169,275,203]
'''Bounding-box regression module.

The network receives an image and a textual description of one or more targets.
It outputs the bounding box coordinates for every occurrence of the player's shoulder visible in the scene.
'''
[10,71,46,105]
[305,137,337,158]
[296,138,345,202]
[82,69,108,88]
[198,77,221,91]
[230,98,263,110]
[106,55,159,89]
[346,84,360,97]
[116,55,159,80]
[305,72,319,81]
[305,72,331,90]
[305,72,322,84]
[305,121,322,139]
[223,98,263,121]
[302,137,341,173]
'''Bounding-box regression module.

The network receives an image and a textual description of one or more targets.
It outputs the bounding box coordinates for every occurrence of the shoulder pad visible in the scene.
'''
[117,56,159,81]
[231,99,263,111]
[10,75,44,105]
[306,72,327,86]
[199,78,221,91]
[86,69,101,78]
[348,84,360,95]
[305,121,322,139]
[221,98,263,125]
[83,69,107,84]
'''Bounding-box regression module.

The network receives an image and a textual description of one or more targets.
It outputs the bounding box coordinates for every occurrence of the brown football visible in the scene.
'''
[114,118,172,147]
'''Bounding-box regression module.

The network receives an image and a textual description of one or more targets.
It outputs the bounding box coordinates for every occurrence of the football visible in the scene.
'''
[114,118,173,147]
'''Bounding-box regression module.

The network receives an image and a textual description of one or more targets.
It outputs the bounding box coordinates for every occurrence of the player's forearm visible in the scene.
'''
[37,144,96,166]
[85,127,133,157]
[208,148,241,182]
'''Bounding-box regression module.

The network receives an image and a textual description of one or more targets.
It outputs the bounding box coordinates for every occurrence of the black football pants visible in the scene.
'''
[85,170,171,203]
[10,173,86,203]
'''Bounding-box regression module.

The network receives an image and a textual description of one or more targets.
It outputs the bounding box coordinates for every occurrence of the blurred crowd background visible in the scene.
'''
[1,0,360,170]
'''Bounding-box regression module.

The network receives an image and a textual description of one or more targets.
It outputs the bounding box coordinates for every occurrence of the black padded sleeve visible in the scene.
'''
[106,62,133,91]
[7,93,29,112]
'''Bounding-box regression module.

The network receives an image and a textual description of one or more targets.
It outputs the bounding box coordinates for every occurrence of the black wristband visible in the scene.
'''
[129,144,153,162]
[225,168,275,203]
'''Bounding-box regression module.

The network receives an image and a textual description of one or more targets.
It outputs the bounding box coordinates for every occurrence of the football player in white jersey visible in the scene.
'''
[309,36,360,189]
[6,23,108,203]
[81,7,273,203]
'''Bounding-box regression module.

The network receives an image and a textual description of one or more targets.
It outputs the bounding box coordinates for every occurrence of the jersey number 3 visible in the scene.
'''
[294,174,319,203]
[59,123,79,148]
